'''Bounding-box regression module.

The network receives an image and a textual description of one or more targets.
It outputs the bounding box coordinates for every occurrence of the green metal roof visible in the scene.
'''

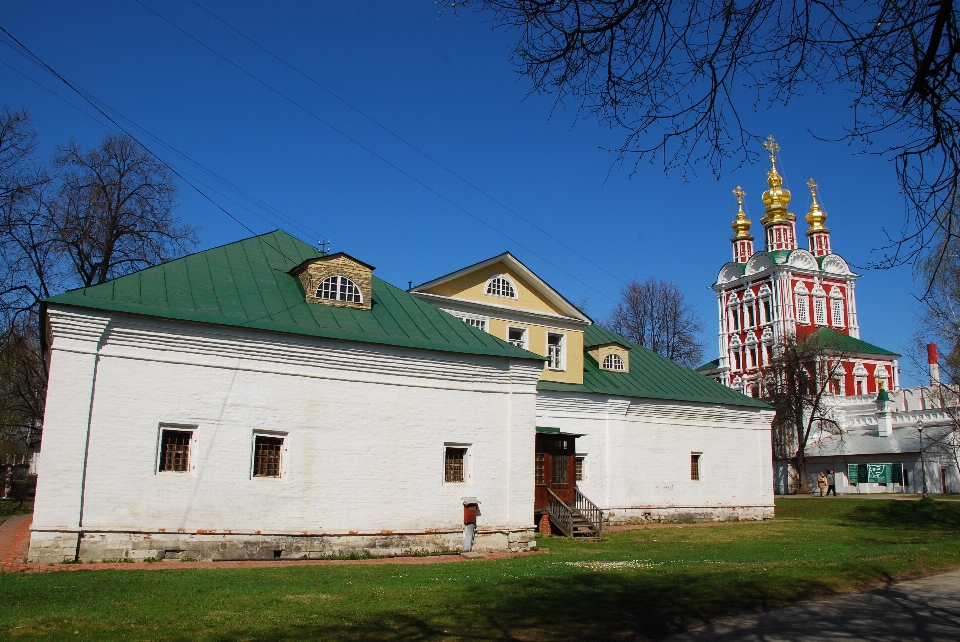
[43,230,542,362]
[696,358,720,372]
[538,325,770,409]
[800,327,900,357]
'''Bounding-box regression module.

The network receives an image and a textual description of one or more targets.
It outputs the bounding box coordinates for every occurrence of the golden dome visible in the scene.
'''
[805,178,829,233]
[760,135,795,225]
[730,185,753,240]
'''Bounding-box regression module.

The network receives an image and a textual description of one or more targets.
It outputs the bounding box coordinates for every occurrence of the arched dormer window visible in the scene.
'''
[602,354,625,371]
[316,275,363,303]
[485,275,517,299]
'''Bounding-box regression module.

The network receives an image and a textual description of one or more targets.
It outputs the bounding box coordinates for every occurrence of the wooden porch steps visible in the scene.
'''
[545,486,604,540]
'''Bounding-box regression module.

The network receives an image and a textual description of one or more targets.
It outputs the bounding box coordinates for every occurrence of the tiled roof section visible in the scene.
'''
[44,230,542,361]
[801,327,900,357]
[538,325,769,409]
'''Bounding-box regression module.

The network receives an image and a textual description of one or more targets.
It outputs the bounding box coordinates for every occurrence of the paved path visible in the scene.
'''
[0,513,32,568]
[669,570,960,642]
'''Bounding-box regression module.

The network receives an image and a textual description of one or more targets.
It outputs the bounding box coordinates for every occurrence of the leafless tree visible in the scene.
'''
[0,113,197,447]
[447,1,960,270]
[603,276,705,367]
[761,334,844,493]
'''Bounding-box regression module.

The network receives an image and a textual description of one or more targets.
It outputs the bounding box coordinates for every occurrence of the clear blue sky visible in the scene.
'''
[0,1,924,384]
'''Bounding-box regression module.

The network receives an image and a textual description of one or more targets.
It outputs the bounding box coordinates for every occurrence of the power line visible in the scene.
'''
[0,25,301,270]
[0,51,324,245]
[187,0,629,288]
[132,0,618,304]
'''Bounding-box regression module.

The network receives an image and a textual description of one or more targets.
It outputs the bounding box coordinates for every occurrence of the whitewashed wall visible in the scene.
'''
[31,306,540,561]
[537,392,775,521]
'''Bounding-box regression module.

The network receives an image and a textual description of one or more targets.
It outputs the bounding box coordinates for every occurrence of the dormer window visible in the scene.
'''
[602,354,625,371]
[485,275,517,299]
[317,275,363,303]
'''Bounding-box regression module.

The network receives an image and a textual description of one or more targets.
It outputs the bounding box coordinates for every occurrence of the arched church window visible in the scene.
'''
[602,354,625,371]
[795,295,810,324]
[831,297,844,328]
[485,275,517,299]
[316,275,363,303]
[814,297,827,325]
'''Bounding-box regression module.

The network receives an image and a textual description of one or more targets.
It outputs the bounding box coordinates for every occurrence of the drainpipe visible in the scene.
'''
[74,331,107,561]
[462,498,479,552]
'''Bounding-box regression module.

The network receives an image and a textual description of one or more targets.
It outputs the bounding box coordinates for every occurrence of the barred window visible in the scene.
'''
[796,295,810,324]
[158,429,192,473]
[575,456,585,482]
[831,298,844,327]
[445,447,467,483]
[691,453,702,481]
[485,275,516,298]
[316,275,362,303]
[253,436,283,477]
[535,453,545,484]
[814,297,827,325]
[602,354,624,370]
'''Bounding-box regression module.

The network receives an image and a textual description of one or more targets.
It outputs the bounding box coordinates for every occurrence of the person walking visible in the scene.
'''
[817,472,827,497]
[826,470,837,496]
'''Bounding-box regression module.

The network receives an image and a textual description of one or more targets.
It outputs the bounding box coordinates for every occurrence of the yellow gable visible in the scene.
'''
[419,262,569,317]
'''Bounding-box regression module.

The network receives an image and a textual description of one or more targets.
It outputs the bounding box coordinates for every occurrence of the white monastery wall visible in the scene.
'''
[31,306,540,562]
[537,393,775,522]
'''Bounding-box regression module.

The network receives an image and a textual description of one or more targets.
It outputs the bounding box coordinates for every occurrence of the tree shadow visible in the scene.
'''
[845,499,960,530]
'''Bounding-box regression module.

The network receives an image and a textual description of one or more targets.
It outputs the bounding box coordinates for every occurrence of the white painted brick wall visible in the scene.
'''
[32,307,540,553]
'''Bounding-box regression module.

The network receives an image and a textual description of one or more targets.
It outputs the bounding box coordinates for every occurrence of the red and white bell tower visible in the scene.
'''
[700,136,900,398]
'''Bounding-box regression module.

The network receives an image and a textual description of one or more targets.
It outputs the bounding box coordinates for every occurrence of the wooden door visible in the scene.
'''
[535,434,577,510]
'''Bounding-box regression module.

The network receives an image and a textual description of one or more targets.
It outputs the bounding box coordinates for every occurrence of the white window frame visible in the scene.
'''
[155,424,197,476]
[484,275,518,299]
[451,312,488,333]
[546,332,566,371]
[814,297,827,325]
[443,442,472,485]
[796,295,810,324]
[831,297,844,328]
[316,275,363,303]
[602,353,625,371]
[507,326,528,349]
[250,430,288,480]
[575,453,588,482]
[691,452,703,481]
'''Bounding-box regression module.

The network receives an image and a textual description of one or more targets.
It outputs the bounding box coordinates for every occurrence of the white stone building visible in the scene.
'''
[29,232,542,562]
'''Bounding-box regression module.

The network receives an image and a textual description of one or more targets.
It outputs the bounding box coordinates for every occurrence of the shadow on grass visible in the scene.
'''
[846,499,960,530]
[203,568,848,641]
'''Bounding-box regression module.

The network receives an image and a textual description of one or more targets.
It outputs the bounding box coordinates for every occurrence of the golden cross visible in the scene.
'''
[732,185,745,207]
[763,135,780,160]
[806,177,818,192]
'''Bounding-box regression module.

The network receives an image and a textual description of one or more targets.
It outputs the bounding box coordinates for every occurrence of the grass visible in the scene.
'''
[2,498,960,640]
[0,500,32,527]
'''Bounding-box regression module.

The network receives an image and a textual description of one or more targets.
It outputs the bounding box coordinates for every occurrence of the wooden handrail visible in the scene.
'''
[544,487,574,538]
[574,486,604,538]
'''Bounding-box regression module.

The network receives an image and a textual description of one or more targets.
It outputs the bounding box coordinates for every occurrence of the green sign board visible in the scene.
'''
[868,464,892,483]
[847,464,859,484]
[848,463,898,484]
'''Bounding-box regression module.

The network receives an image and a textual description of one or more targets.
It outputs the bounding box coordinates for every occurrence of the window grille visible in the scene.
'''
[535,453,545,484]
[796,295,810,324]
[552,454,569,486]
[159,430,192,472]
[602,353,625,370]
[316,275,362,303]
[691,453,701,480]
[508,327,526,348]
[253,436,282,477]
[444,447,467,483]
[575,456,584,482]
[547,333,564,370]
[814,298,827,325]
[485,275,516,298]
[458,316,487,332]
[831,299,844,327]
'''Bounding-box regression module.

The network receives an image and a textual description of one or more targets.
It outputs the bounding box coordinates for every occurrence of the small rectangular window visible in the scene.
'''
[508,326,527,349]
[535,453,545,484]
[456,315,487,332]
[253,435,283,477]
[547,333,564,370]
[445,447,468,483]
[552,454,569,486]
[575,456,585,482]
[691,453,702,481]
[762,298,771,323]
[158,429,192,473]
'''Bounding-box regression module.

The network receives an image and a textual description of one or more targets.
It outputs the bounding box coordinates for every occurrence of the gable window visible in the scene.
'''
[485,275,517,299]
[602,353,625,371]
[814,297,827,325]
[508,326,527,349]
[253,435,283,478]
[317,275,362,303]
[691,453,702,480]
[547,333,564,370]
[444,446,469,483]
[796,295,810,324]
[831,298,844,327]
[158,428,193,473]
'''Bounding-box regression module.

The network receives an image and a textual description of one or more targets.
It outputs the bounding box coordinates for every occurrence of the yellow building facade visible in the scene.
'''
[411,253,591,385]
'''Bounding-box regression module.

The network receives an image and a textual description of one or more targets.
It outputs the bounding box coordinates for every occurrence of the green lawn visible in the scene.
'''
[2,498,960,641]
